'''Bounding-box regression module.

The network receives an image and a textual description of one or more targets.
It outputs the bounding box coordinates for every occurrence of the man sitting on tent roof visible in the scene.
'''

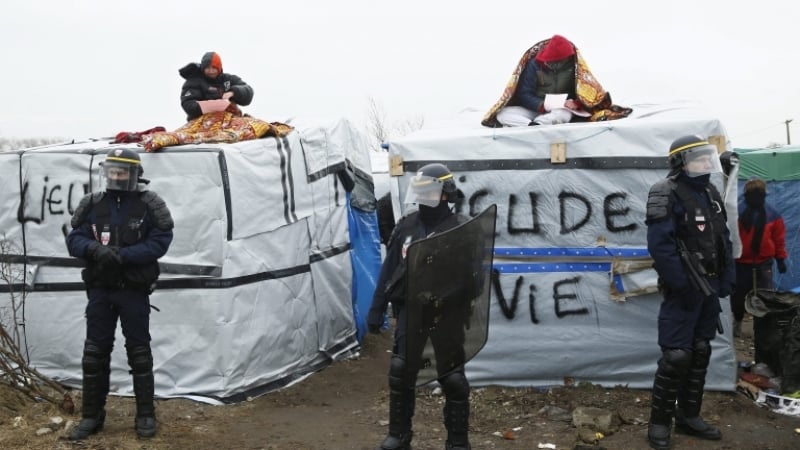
[179,51,254,122]
[482,34,632,127]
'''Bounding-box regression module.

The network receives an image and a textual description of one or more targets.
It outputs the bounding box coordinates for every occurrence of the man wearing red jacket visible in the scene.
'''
[731,177,788,338]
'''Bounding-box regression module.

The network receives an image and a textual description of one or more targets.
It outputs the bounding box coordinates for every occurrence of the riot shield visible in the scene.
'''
[404,204,497,386]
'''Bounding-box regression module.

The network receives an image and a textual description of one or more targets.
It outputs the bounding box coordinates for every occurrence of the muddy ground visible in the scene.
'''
[1,314,799,450]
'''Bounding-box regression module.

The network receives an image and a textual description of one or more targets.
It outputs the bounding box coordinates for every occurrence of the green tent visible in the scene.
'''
[736,146,800,181]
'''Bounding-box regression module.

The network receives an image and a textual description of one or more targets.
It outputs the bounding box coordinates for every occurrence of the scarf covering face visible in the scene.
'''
[419,201,452,230]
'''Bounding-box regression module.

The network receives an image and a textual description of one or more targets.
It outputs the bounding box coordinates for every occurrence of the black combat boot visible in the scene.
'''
[443,398,471,450]
[128,345,157,438]
[377,387,414,450]
[675,340,722,441]
[647,372,676,450]
[647,349,690,450]
[675,339,721,441]
[69,341,110,440]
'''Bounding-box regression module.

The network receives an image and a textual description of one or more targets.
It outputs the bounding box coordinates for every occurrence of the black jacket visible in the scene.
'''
[179,63,254,121]
[367,208,465,327]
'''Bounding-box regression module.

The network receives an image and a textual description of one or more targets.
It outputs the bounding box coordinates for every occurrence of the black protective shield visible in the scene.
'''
[404,204,497,386]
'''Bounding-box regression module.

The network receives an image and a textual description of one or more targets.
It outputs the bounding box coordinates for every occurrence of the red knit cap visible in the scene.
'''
[535,35,576,63]
[201,52,223,72]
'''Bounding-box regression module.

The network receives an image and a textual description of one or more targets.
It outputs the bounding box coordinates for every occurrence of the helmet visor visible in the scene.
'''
[103,161,139,191]
[404,173,445,207]
[680,144,723,177]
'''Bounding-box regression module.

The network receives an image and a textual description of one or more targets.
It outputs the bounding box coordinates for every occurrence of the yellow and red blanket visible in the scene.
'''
[481,39,632,127]
[142,111,293,152]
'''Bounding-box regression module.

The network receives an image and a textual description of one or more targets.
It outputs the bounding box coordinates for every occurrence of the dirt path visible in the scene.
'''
[2,315,800,449]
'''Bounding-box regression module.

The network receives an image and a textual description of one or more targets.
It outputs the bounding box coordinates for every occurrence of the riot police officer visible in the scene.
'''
[66,148,174,440]
[644,135,735,449]
[368,163,472,450]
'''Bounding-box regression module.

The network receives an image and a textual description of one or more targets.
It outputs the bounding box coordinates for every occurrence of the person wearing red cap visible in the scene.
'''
[179,51,254,121]
[496,35,587,127]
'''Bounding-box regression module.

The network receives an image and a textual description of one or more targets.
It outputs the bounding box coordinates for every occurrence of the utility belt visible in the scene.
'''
[82,265,157,293]
[85,277,153,293]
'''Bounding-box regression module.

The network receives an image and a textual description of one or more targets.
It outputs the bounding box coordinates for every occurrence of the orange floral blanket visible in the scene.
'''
[481,38,633,127]
[143,111,294,152]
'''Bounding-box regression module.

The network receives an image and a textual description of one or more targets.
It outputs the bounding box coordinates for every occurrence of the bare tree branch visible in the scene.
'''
[365,97,389,151]
[0,234,67,409]
[364,97,424,152]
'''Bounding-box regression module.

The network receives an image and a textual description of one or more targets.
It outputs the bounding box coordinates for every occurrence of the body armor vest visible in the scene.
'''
[85,193,160,291]
[672,182,727,275]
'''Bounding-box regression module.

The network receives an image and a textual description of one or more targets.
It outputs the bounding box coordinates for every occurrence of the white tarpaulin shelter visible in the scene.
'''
[0,118,378,403]
[385,102,739,391]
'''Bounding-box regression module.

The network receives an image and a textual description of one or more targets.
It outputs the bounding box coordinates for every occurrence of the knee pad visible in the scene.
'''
[82,340,111,373]
[691,339,712,369]
[126,345,153,374]
[440,371,469,401]
[658,348,692,377]
[388,355,408,390]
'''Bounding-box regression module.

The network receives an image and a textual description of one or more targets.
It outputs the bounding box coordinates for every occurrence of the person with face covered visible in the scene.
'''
[731,177,787,339]
[367,163,472,450]
[644,135,735,449]
[179,51,254,121]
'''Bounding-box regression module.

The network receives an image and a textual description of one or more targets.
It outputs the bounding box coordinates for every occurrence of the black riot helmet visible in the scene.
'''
[667,134,723,177]
[404,163,458,207]
[102,148,143,192]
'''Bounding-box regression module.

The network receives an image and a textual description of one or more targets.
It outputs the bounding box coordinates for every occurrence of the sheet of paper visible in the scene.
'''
[544,93,591,117]
[544,93,568,112]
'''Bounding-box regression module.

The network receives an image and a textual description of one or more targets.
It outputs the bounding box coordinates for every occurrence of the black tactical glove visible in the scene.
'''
[718,282,734,299]
[88,242,122,267]
[367,307,385,334]
[777,259,787,274]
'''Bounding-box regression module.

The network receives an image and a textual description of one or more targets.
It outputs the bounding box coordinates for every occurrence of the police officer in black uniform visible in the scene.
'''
[367,163,472,450]
[644,135,735,450]
[66,148,174,440]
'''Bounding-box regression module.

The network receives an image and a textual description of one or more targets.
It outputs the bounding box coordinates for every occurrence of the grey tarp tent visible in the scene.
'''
[0,118,375,403]
[384,102,738,390]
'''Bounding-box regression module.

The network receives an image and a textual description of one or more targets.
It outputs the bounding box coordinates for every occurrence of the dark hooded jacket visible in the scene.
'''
[178,63,254,121]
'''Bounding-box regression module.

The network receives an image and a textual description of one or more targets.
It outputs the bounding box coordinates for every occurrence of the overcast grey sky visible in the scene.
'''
[1,1,797,148]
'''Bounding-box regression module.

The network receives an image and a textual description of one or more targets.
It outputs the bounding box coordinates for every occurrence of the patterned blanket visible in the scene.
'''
[481,38,633,127]
[142,111,294,152]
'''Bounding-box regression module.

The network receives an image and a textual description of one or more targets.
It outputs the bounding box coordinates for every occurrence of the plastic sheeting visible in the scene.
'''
[737,145,800,181]
[0,118,375,402]
[346,191,382,342]
[385,102,738,390]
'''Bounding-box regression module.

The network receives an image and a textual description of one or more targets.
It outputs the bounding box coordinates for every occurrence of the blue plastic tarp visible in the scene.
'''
[346,192,382,342]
